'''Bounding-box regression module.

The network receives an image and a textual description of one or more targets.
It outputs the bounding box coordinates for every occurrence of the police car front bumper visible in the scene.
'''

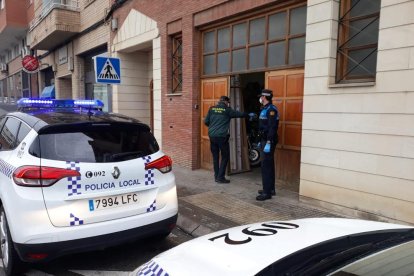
[14,214,177,262]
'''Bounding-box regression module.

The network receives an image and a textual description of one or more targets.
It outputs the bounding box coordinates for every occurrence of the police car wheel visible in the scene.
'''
[249,148,261,167]
[0,207,23,276]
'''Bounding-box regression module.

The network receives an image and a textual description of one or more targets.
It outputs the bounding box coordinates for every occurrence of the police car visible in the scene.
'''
[131,218,414,276]
[0,98,178,275]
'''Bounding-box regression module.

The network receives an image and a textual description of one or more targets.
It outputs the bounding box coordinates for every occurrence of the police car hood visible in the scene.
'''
[133,218,412,276]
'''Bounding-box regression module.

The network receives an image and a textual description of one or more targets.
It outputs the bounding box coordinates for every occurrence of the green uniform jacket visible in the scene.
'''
[204,102,247,138]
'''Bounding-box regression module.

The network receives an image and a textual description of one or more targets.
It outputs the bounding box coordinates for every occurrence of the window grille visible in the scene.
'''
[172,36,182,93]
[336,0,381,83]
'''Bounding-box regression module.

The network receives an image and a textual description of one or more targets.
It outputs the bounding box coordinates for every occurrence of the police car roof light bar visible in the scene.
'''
[17,98,104,110]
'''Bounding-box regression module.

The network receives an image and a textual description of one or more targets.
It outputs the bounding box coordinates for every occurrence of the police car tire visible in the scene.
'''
[0,207,23,276]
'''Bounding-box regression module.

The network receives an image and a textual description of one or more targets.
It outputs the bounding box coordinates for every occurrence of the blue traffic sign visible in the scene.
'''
[94,57,121,84]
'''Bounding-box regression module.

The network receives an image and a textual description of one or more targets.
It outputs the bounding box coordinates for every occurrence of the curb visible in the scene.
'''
[176,213,215,238]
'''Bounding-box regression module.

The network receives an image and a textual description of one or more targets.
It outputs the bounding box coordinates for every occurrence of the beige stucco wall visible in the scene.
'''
[112,51,152,122]
[301,0,414,224]
[111,9,162,146]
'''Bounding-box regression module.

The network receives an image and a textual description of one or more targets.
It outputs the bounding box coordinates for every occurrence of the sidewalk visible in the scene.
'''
[174,166,351,237]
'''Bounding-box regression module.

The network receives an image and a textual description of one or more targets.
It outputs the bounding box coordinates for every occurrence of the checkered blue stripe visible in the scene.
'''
[70,213,84,226]
[66,161,81,196]
[137,260,169,276]
[142,156,155,185]
[147,200,156,213]
[0,159,15,179]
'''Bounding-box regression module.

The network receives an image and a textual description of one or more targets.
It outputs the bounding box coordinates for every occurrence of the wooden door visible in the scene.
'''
[266,69,304,188]
[201,77,229,169]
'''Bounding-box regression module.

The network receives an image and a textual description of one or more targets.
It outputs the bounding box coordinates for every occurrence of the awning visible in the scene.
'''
[40,85,55,99]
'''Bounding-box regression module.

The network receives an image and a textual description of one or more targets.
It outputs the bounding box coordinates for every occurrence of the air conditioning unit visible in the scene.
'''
[0,63,8,73]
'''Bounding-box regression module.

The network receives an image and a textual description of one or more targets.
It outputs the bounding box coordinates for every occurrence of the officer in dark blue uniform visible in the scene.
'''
[256,89,279,201]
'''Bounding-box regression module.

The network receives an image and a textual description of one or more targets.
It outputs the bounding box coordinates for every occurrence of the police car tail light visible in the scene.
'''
[145,155,172,173]
[13,166,81,187]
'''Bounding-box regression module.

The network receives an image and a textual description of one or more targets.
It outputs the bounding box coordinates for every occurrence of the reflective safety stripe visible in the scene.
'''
[137,260,169,276]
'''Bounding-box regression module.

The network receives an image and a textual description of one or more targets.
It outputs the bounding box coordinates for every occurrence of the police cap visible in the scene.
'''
[259,89,273,98]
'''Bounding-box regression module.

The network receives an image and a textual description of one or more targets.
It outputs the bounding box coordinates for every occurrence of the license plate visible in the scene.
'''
[89,193,138,211]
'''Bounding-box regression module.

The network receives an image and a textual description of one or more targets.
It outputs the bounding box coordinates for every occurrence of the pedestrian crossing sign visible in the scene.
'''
[94,57,121,84]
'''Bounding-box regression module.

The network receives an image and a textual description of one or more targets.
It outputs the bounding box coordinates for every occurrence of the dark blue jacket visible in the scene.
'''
[259,103,279,143]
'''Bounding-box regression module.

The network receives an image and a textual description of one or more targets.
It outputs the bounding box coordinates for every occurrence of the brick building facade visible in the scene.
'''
[2,0,412,224]
[109,0,414,225]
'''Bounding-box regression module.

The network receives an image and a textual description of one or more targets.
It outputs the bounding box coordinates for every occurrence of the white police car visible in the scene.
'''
[132,218,414,276]
[0,98,178,275]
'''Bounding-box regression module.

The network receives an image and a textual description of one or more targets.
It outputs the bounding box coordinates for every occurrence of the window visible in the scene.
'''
[16,123,30,146]
[202,5,307,76]
[336,0,381,83]
[0,118,20,150]
[0,0,4,10]
[171,35,182,93]
[32,124,159,163]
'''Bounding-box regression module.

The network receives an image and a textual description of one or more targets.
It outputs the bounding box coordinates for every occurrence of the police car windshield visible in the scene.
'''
[30,124,159,163]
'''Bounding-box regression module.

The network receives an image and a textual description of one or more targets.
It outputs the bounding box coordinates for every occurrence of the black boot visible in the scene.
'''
[256,193,272,201]
[215,178,230,183]
[258,189,275,196]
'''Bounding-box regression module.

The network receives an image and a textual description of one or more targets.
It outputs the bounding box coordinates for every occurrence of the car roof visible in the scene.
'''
[6,109,144,132]
[144,218,413,276]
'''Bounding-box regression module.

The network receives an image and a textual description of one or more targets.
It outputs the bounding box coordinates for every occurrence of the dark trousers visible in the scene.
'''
[209,136,230,180]
[260,139,276,194]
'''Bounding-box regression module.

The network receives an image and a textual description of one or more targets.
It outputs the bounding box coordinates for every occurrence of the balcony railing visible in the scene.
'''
[29,0,80,31]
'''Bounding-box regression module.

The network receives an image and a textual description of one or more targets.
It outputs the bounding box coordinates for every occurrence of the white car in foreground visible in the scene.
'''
[0,99,178,275]
[132,218,414,276]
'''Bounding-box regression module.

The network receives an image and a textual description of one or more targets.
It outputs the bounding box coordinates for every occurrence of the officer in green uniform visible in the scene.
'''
[204,96,255,183]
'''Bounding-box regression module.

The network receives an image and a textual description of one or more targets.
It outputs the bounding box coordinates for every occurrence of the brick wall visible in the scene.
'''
[55,77,72,99]
[80,0,109,31]
[111,0,284,169]
[73,24,108,55]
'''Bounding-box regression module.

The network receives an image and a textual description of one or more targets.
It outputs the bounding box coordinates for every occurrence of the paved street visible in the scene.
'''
[0,228,192,276]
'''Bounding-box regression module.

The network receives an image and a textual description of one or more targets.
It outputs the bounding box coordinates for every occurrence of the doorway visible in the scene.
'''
[200,69,303,192]
[228,72,264,174]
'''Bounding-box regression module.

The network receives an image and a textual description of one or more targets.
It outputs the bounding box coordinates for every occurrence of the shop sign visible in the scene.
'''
[22,55,40,73]
[58,46,68,65]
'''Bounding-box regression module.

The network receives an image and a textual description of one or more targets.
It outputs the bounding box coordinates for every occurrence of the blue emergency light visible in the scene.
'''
[17,98,104,110]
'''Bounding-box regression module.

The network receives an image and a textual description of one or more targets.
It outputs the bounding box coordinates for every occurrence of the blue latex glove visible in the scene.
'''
[264,142,271,153]
[248,113,257,121]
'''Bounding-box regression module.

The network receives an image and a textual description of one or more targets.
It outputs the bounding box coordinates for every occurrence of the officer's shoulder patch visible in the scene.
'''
[270,111,275,116]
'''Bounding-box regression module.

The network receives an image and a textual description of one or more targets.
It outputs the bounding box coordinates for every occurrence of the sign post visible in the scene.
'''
[94,57,121,84]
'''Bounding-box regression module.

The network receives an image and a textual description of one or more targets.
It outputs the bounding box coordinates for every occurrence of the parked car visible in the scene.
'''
[0,98,178,275]
[131,218,414,276]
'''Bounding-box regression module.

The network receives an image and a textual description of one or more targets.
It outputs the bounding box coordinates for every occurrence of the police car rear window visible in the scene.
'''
[30,124,159,163]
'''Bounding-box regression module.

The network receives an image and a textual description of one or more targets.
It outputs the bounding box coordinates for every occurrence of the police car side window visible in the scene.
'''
[0,117,20,151]
[16,123,31,147]
[0,117,6,132]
